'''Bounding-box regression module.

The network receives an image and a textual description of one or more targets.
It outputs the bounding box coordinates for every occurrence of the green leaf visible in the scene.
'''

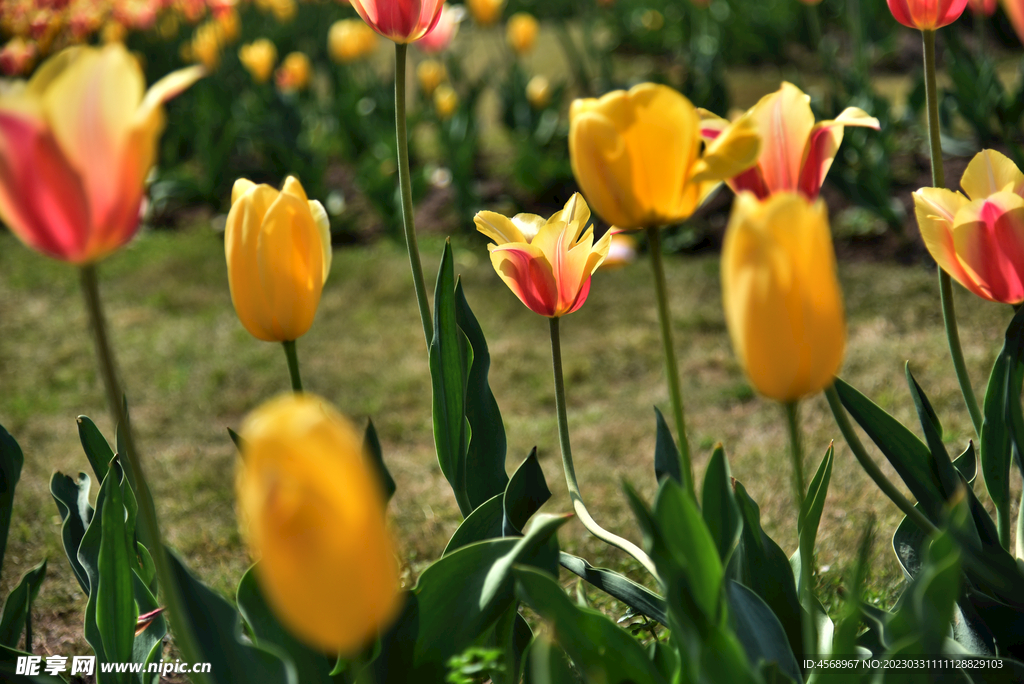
[77,416,112,485]
[558,552,667,625]
[793,446,834,596]
[372,514,569,683]
[514,565,667,684]
[95,461,138,679]
[429,241,474,516]
[702,444,742,567]
[905,365,960,498]
[0,424,24,577]
[0,643,68,683]
[166,551,295,684]
[443,494,504,556]
[726,580,802,684]
[503,448,551,536]
[363,419,396,503]
[136,543,156,596]
[455,279,510,510]
[653,407,682,486]
[523,635,577,684]
[50,473,93,594]
[227,427,244,452]
[132,570,166,684]
[832,521,877,659]
[886,531,962,657]
[954,442,976,484]
[0,560,46,649]
[236,565,334,684]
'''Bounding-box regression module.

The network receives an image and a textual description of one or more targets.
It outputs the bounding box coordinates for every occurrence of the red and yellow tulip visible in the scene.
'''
[887,0,969,29]
[914,149,1024,304]
[475,194,611,317]
[414,3,465,53]
[699,82,879,201]
[349,0,446,43]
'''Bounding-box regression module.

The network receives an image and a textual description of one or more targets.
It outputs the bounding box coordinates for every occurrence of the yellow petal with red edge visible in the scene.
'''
[689,109,760,184]
[696,108,729,141]
[308,199,332,283]
[138,64,205,119]
[797,107,879,198]
[960,149,1024,201]
[951,192,1024,304]
[748,82,815,195]
[548,193,591,245]
[475,210,528,245]
[913,187,975,291]
[226,184,279,341]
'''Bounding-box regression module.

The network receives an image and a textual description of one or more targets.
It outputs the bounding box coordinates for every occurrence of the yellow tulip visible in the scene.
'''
[467,0,504,25]
[434,83,458,119]
[225,176,332,342]
[416,58,447,96]
[328,18,380,63]
[275,51,310,93]
[525,74,550,109]
[239,39,278,84]
[506,13,538,55]
[721,192,845,402]
[569,83,759,230]
[237,393,402,652]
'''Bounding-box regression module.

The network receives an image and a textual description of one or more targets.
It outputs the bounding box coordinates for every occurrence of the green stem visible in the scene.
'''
[645,226,694,498]
[847,0,866,78]
[806,3,822,51]
[785,401,816,666]
[395,42,433,348]
[282,340,303,392]
[549,317,661,583]
[923,29,984,439]
[79,265,204,676]
[825,384,937,535]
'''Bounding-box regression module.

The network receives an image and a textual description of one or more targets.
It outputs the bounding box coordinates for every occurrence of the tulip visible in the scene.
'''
[969,0,996,15]
[722,192,845,402]
[190,21,224,69]
[225,176,332,342]
[599,232,637,270]
[506,12,538,55]
[0,44,202,263]
[569,83,760,230]
[1003,0,1024,44]
[349,0,446,43]
[329,18,380,63]
[433,83,458,119]
[467,0,503,25]
[237,393,401,653]
[0,38,37,76]
[415,3,465,53]
[887,0,968,29]
[475,193,611,317]
[699,82,879,201]
[416,58,447,96]
[239,39,278,83]
[914,149,1024,304]
[275,51,310,93]
[525,74,550,109]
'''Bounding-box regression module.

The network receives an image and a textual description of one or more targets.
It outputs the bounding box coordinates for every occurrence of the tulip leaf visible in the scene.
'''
[792,446,834,596]
[558,552,668,626]
[133,570,167,684]
[137,542,156,595]
[442,493,504,556]
[0,559,46,650]
[702,443,742,567]
[984,308,1024,531]
[363,419,396,503]
[166,551,295,684]
[95,460,138,678]
[653,407,682,486]
[503,447,551,536]
[79,464,113,663]
[0,643,68,683]
[954,442,977,484]
[513,565,667,684]
[429,241,474,517]
[0,424,23,577]
[522,634,577,684]
[236,565,334,684]
[372,514,568,683]
[726,580,802,684]
[49,472,93,594]
[905,365,960,499]
[886,531,962,657]
[455,279,510,510]
[227,427,245,452]
[77,415,112,485]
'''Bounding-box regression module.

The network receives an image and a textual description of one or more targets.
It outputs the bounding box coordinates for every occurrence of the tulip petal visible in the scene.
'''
[490,243,558,316]
[913,187,977,293]
[475,210,528,245]
[548,193,591,244]
[226,184,278,341]
[511,213,547,242]
[748,82,815,195]
[689,109,760,185]
[232,178,257,204]
[308,199,333,284]
[138,64,205,116]
[960,149,1024,201]
[797,107,880,199]
[952,192,1024,304]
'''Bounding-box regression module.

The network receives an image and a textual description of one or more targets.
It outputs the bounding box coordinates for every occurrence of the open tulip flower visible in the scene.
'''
[887,0,969,29]
[0,44,202,263]
[722,192,846,402]
[699,82,879,201]
[569,83,760,230]
[225,176,332,342]
[475,194,611,317]
[349,0,446,42]
[914,149,1024,304]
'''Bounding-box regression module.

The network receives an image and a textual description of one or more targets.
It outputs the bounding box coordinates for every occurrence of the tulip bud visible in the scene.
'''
[416,58,447,96]
[415,3,465,54]
[275,51,311,93]
[467,0,504,26]
[886,0,968,30]
[236,393,402,653]
[434,83,458,119]
[328,18,380,63]
[239,39,278,83]
[224,177,332,342]
[721,193,845,402]
[506,13,538,55]
[349,0,446,43]
[525,74,550,109]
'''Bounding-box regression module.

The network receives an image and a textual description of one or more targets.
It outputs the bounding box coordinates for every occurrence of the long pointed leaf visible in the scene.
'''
[0,424,23,577]
[558,552,668,625]
[702,444,742,567]
[363,419,396,503]
[653,408,682,485]
[503,448,551,537]
[0,560,46,649]
[50,473,93,594]
[77,416,112,485]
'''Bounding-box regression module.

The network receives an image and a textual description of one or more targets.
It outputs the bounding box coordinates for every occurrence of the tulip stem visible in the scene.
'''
[549,317,661,584]
[825,384,938,535]
[282,340,303,392]
[79,265,204,676]
[785,401,817,669]
[645,226,694,499]
[923,29,984,439]
[394,42,434,348]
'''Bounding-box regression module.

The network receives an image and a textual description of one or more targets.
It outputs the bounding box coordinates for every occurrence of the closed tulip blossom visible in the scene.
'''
[0,44,202,263]
[506,12,538,55]
[887,0,968,29]
[699,82,879,201]
[349,0,446,42]
[275,51,310,93]
[225,176,332,342]
[467,0,504,25]
[237,394,402,653]
[415,3,465,53]
[475,194,611,317]
[239,39,278,83]
[329,19,380,63]
[569,83,760,230]
[914,149,1024,304]
[416,58,447,95]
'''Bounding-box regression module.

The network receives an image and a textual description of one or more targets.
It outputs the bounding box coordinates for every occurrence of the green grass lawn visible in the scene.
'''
[0,224,1015,654]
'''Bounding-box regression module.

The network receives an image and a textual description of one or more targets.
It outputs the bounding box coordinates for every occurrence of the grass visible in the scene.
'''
[0,224,1016,657]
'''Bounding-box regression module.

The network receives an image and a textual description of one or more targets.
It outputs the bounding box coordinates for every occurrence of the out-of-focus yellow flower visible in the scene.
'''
[157,12,181,40]
[190,21,224,69]
[569,83,760,230]
[416,58,446,96]
[225,176,332,342]
[433,83,458,119]
[599,232,637,270]
[639,9,663,30]
[475,194,611,317]
[914,149,1024,304]
[467,0,504,26]
[214,7,241,43]
[506,12,538,54]
[525,74,550,109]
[239,38,277,84]
[237,393,402,653]
[721,192,845,402]
[328,18,379,63]
[273,0,298,22]
[275,51,310,93]
[102,21,127,44]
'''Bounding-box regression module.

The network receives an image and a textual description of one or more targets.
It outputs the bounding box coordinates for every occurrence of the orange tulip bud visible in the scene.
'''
[349,0,446,43]
[506,12,538,55]
[239,39,278,83]
[887,0,968,29]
